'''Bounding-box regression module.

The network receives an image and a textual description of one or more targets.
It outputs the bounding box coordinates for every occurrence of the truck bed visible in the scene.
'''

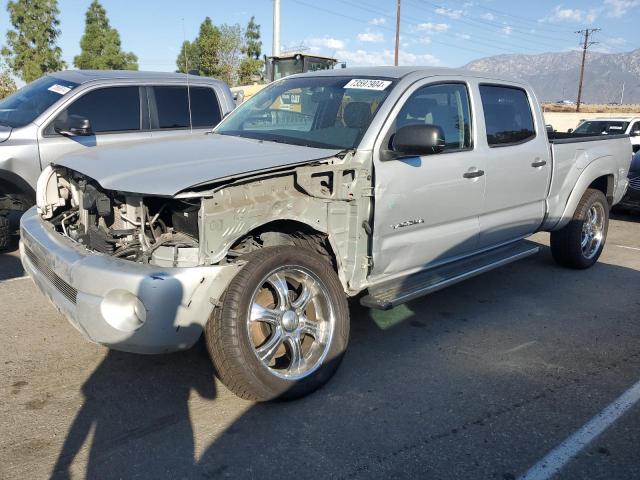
[543,132,632,230]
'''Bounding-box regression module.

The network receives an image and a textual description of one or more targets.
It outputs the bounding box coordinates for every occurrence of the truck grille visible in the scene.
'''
[628,175,640,190]
[24,247,78,304]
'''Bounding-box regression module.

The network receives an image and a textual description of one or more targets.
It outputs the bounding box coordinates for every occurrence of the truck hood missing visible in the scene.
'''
[53,133,342,196]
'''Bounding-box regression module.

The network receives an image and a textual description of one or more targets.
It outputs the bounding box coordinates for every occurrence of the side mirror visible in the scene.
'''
[567,128,574,133]
[54,114,93,136]
[391,124,446,157]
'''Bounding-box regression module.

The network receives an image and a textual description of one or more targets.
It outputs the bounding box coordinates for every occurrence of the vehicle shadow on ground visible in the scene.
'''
[49,341,217,480]
[611,210,640,224]
[0,240,25,281]
[49,245,640,479]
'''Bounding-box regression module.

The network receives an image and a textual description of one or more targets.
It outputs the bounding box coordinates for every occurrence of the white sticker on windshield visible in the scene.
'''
[48,84,71,95]
[344,79,392,91]
[609,125,623,130]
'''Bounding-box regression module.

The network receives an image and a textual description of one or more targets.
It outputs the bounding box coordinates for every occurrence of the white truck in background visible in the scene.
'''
[572,117,640,153]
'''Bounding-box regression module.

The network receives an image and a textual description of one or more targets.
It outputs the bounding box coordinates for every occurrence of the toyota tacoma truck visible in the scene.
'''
[20,67,632,401]
[0,70,235,249]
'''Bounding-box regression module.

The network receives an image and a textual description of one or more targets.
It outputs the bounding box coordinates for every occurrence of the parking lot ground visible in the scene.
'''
[1,215,639,479]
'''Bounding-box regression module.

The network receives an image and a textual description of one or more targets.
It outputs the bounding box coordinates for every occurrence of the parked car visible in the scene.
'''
[21,67,632,401]
[617,150,640,212]
[573,117,640,153]
[0,70,235,248]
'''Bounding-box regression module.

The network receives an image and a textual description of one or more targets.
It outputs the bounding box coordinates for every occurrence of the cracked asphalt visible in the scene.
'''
[1,213,639,479]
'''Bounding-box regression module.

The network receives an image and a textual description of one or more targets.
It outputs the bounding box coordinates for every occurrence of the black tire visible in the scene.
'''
[5,193,32,229]
[550,188,609,269]
[205,246,350,401]
[0,215,10,251]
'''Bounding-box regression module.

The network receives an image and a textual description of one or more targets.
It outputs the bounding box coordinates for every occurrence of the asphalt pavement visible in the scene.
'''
[1,213,639,479]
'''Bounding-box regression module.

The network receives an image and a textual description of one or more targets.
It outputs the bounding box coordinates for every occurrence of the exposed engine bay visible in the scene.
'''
[37,167,202,267]
[35,151,373,293]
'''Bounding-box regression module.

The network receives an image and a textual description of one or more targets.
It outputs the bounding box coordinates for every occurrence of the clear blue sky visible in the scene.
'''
[1,0,638,74]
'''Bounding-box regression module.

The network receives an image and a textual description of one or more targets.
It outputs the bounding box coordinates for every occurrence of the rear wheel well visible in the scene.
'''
[588,175,614,205]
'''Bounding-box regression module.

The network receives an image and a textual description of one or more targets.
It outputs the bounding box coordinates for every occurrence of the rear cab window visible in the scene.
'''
[150,85,222,130]
[479,85,535,147]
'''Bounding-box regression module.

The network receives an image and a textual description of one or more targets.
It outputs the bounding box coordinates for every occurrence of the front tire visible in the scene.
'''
[550,188,609,269]
[0,215,10,251]
[205,246,350,401]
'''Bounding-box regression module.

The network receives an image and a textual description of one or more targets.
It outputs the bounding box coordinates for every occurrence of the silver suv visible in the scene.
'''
[0,70,235,248]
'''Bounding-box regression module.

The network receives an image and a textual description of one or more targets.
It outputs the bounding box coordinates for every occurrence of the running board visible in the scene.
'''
[360,240,539,310]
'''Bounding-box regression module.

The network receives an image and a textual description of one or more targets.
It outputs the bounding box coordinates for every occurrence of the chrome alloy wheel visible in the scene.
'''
[581,202,606,259]
[247,266,336,380]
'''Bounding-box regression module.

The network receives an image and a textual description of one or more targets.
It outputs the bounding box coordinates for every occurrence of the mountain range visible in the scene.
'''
[463,48,640,104]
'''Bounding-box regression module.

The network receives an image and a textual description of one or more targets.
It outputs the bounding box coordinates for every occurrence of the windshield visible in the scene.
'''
[216,76,395,149]
[574,120,630,135]
[0,75,79,128]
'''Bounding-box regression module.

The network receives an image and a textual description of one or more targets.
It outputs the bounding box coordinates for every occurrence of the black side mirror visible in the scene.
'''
[54,114,93,136]
[567,128,574,133]
[390,124,446,157]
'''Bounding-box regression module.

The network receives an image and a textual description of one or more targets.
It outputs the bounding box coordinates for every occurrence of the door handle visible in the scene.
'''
[463,169,485,179]
[531,160,547,167]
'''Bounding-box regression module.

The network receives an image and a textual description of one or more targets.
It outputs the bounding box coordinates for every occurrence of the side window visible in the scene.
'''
[190,87,222,128]
[395,83,472,151]
[631,121,640,134]
[152,86,190,129]
[61,86,140,133]
[479,85,535,146]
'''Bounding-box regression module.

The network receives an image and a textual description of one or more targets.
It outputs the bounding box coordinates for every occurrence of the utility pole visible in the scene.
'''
[575,28,599,112]
[394,0,401,66]
[620,81,625,105]
[273,0,281,57]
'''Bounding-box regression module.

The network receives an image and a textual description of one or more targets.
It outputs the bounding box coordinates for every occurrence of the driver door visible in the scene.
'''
[370,80,485,281]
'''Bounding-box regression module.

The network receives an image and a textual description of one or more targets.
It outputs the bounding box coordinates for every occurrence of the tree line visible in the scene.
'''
[0,0,263,98]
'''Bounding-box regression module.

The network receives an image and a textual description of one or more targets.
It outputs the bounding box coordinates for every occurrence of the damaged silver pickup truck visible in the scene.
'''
[21,67,632,401]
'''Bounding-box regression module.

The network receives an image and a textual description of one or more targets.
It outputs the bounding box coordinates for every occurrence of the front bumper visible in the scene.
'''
[20,207,239,353]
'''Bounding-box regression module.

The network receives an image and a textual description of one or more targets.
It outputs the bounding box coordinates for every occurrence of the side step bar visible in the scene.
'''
[360,240,540,310]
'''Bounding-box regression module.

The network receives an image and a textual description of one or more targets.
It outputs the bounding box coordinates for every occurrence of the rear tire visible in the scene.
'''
[550,188,609,269]
[205,246,350,401]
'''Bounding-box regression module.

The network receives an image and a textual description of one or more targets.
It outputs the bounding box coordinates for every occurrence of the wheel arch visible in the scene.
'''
[226,218,346,288]
[0,169,36,199]
[551,159,617,231]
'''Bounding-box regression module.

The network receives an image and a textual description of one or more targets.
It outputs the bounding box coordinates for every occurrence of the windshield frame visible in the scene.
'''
[215,75,397,150]
[0,75,79,128]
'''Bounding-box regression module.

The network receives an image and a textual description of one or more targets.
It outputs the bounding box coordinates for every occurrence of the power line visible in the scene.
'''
[337,0,525,55]
[413,0,577,48]
[343,0,547,55]
[287,0,500,57]
[575,28,600,112]
[459,3,578,35]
